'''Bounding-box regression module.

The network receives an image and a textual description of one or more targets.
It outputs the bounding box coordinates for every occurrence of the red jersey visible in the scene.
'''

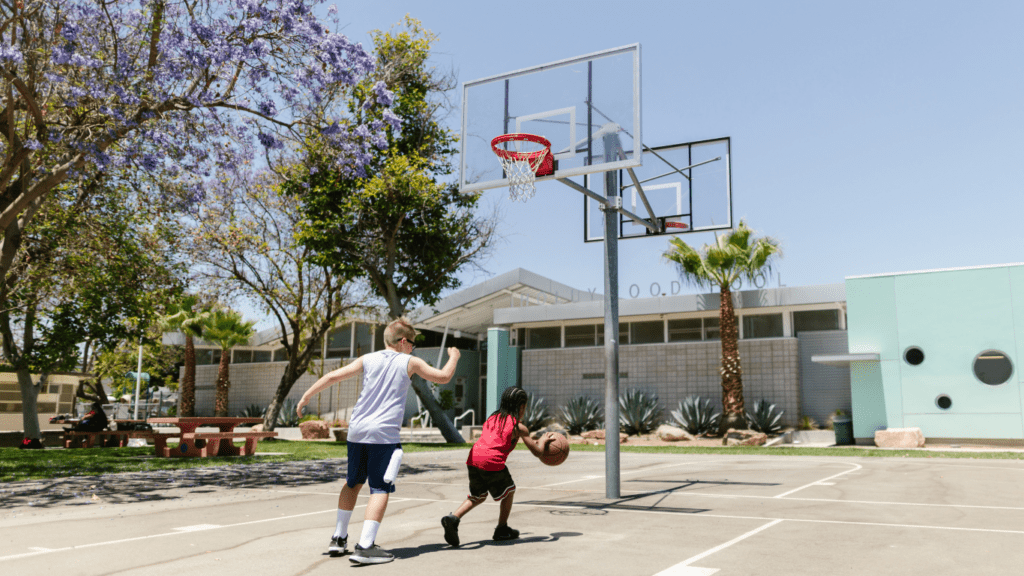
[467,414,519,471]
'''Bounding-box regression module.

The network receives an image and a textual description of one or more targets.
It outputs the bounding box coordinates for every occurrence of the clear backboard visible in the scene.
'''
[584,137,733,242]
[459,44,641,193]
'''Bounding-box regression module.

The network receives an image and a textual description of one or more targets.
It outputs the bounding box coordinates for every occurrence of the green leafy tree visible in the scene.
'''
[0,177,183,440]
[188,170,365,429]
[158,295,210,417]
[201,308,256,417]
[663,220,781,434]
[285,17,496,442]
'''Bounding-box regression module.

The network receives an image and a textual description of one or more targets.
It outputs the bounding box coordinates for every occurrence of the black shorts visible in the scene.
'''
[467,465,516,502]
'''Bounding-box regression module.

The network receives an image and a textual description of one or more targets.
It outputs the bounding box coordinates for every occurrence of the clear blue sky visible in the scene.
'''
[258,0,1024,323]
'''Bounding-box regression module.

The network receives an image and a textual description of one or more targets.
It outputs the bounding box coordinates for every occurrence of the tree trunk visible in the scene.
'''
[263,360,305,431]
[718,283,746,434]
[410,378,464,443]
[181,335,196,417]
[17,368,41,440]
[214,349,231,416]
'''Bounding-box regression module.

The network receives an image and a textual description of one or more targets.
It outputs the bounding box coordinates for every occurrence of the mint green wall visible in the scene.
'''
[486,328,520,415]
[846,275,901,437]
[846,264,1024,440]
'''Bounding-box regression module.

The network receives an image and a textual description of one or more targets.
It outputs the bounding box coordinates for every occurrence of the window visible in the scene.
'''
[565,325,598,348]
[973,350,1013,385]
[793,309,840,335]
[904,347,924,366]
[354,323,373,355]
[668,319,702,342]
[704,317,722,340]
[253,350,272,363]
[233,350,253,364]
[526,327,560,349]
[742,314,783,339]
[596,323,630,346]
[631,321,664,344]
[272,348,288,362]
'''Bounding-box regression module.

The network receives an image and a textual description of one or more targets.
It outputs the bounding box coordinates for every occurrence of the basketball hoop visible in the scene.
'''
[491,133,553,202]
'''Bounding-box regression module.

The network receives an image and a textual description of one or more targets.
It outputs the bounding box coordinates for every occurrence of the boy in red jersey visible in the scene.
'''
[441,387,555,546]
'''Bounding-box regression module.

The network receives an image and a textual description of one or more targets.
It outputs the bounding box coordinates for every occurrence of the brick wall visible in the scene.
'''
[521,338,799,426]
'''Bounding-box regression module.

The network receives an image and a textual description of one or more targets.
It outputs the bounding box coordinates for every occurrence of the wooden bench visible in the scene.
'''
[63,430,153,449]
[159,430,278,457]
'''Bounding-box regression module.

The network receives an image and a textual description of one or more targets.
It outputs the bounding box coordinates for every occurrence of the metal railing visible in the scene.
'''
[453,409,475,429]
[409,410,431,428]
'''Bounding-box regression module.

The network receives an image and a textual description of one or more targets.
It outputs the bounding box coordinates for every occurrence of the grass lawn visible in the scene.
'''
[2,439,1021,483]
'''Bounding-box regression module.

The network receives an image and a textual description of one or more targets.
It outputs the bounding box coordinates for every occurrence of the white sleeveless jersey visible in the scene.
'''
[347,350,412,444]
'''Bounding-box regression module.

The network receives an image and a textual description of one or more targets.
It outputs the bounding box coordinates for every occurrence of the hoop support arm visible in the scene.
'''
[556,178,658,233]
[624,167,659,225]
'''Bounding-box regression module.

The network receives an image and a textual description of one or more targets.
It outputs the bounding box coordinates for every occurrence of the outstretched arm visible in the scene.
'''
[297,357,364,417]
[517,424,555,458]
[408,347,461,384]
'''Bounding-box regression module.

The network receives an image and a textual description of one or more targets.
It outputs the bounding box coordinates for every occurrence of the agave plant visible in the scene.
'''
[618,389,662,435]
[559,395,604,435]
[746,399,784,434]
[238,404,267,419]
[520,394,550,432]
[671,396,720,436]
[798,415,817,430]
[277,399,305,427]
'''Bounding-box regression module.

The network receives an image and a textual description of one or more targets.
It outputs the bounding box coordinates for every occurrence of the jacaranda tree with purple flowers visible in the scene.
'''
[0,0,395,441]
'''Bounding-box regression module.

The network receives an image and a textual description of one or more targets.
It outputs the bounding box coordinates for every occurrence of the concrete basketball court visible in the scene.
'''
[3,448,1023,575]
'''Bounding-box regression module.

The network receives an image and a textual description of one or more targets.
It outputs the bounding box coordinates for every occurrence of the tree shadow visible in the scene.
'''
[0,454,466,511]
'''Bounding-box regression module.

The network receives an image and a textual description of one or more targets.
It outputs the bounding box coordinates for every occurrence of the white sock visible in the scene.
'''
[334,509,352,539]
[359,520,380,548]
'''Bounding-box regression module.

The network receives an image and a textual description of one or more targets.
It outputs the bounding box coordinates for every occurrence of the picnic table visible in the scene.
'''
[146,417,277,458]
[62,421,154,449]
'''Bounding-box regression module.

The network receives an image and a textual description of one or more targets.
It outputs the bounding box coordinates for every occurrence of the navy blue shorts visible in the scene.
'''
[346,442,401,494]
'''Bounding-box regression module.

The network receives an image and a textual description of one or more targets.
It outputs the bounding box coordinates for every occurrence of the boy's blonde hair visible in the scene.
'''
[383,317,418,347]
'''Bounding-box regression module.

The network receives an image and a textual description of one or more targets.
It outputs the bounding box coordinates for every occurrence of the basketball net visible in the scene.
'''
[491,134,552,203]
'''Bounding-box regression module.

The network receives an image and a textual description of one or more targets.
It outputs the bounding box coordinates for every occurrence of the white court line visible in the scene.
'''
[653,519,782,576]
[0,506,360,563]
[774,463,862,498]
[366,495,1024,535]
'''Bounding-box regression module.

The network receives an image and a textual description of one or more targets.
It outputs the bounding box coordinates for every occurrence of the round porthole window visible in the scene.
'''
[936,395,952,410]
[973,350,1013,385]
[904,347,925,366]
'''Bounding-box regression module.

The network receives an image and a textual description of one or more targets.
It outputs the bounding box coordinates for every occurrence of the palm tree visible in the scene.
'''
[158,295,210,417]
[663,220,781,434]
[202,308,256,417]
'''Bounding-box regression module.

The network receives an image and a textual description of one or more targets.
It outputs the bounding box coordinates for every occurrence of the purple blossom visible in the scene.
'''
[372,81,394,106]
[24,140,42,150]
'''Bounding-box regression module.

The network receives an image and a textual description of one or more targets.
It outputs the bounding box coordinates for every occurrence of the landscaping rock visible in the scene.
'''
[333,428,348,443]
[580,429,628,443]
[874,427,925,448]
[656,424,694,442]
[723,428,768,447]
[532,423,569,440]
[299,420,330,440]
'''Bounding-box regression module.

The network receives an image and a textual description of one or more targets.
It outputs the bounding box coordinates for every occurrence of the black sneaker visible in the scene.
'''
[492,524,519,541]
[328,535,348,556]
[441,514,460,547]
[350,543,394,565]
[19,438,42,450]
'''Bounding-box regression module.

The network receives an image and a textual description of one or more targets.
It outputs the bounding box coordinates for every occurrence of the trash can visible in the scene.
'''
[833,416,854,446]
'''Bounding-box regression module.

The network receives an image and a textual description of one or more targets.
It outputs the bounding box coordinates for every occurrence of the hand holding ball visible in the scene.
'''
[539,432,570,466]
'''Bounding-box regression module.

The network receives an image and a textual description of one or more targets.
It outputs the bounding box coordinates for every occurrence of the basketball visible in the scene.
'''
[539,433,570,466]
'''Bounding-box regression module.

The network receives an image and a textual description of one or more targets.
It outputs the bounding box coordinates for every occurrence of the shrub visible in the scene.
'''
[277,399,305,427]
[239,403,266,418]
[559,395,604,435]
[299,414,321,423]
[746,399,784,434]
[520,394,550,432]
[798,415,817,430]
[618,389,662,435]
[670,396,720,436]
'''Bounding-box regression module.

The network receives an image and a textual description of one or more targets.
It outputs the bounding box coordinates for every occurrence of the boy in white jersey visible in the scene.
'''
[297,317,460,565]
